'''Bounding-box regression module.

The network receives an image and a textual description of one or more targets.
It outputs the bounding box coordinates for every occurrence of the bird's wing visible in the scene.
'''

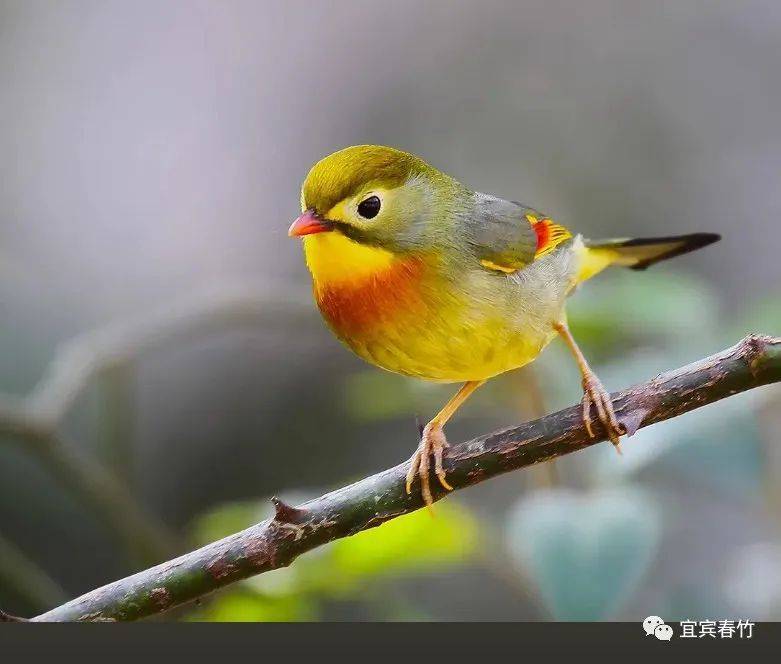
[466,194,572,273]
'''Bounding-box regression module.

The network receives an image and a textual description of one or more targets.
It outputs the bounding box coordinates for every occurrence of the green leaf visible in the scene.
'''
[330,501,478,579]
[287,501,480,597]
[506,487,661,620]
[188,590,315,622]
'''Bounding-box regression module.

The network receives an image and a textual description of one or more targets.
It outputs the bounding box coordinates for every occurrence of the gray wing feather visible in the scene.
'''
[464,193,540,271]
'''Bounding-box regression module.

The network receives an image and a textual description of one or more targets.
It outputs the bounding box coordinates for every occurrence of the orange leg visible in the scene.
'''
[405,380,485,507]
[554,320,624,450]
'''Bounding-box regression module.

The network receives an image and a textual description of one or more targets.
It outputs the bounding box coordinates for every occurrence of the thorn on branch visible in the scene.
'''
[742,333,768,379]
[271,496,309,524]
[620,407,651,437]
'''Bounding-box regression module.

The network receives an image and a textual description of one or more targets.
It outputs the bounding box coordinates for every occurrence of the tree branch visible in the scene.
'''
[26,284,309,425]
[0,285,312,565]
[29,335,781,622]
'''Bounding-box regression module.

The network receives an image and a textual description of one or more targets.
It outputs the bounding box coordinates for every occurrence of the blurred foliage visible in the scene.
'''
[342,371,426,422]
[732,294,781,341]
[506,487,661,620]
[567,270,721,357]
[585,375,765,497]
[188,499,479,621]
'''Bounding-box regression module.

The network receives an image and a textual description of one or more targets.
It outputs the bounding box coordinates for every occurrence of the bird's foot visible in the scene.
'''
[581,372,624,452]
[405,421,453,507]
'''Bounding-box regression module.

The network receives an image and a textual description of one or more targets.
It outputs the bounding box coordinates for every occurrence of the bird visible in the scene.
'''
[288,145,720,506]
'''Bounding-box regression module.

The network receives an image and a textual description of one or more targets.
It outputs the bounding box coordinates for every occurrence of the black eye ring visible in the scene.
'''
[357,195,381,219]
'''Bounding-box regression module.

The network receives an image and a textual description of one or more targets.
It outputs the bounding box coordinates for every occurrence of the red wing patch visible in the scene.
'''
[528,214,573,258]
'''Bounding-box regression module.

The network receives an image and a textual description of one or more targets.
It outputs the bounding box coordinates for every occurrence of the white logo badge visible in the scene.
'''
[643,616,673,640]
[643,615,665,636]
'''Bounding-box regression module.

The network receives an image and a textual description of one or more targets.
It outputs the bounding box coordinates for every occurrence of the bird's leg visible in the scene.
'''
[553,320,624,451]
[406,380,485,507]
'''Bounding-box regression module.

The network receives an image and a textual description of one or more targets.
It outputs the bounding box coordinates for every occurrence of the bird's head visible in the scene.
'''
[289,145,464,255]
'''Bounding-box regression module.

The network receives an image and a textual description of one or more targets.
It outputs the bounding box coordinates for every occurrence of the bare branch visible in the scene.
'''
[26,284,310,424]
[0,285,312,565]
[28,334,781,622]
[0,609,28,623]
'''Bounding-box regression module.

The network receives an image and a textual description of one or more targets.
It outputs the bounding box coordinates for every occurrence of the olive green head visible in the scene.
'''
[290,145,466,251]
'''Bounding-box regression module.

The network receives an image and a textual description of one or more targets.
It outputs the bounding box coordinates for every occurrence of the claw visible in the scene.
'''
[419,438,432,507]
[581,374,624,450]
[433,443,453,491]
[582,390,596,438]
[405,422,453,507]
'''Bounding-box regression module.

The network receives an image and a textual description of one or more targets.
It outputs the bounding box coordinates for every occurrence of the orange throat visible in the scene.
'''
[303,233,428,339]
[314,256,427,338]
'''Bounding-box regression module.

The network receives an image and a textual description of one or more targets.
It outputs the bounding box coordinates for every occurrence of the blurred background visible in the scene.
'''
[1,0,780,621]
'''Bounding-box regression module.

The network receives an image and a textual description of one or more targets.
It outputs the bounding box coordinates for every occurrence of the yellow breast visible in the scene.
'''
[301,232,558,382]
[304,231,399,289]
[303,232,430,340]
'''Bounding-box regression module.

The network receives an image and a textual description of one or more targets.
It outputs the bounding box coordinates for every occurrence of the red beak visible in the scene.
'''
[288,210,334,237]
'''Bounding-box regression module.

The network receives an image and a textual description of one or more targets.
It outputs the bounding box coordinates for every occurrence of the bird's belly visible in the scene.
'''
[315,245,578,382]
[329,291,560,382]
[353,321,556,382]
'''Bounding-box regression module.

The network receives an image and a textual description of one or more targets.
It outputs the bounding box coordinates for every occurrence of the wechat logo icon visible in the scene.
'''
[643,616,673,641]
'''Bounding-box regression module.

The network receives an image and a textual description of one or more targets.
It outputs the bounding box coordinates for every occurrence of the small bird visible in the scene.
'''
[289,145,719,506]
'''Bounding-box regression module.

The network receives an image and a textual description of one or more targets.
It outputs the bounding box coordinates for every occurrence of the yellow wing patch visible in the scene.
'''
[479,259,517,274]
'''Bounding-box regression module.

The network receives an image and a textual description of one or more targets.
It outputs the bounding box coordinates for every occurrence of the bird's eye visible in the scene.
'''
[357,195,381,219]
